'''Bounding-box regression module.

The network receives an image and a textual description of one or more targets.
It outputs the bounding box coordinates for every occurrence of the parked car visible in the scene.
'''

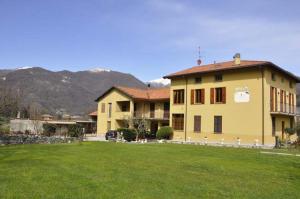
[105,130,118,140]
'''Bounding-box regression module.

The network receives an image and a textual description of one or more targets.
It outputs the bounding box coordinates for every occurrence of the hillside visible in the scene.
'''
[0,67,146,115]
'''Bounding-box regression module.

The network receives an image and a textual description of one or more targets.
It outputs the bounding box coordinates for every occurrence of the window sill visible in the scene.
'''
[214,132,222,134]
[193,103,204,105]
[173,103,185,105]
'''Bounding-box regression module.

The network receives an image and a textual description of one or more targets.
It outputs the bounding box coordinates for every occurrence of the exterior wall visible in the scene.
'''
[264,68,297,144]
[97,90,133,135]
[170,67,298,146]
[170,68,264,145]
[96,89,169,135]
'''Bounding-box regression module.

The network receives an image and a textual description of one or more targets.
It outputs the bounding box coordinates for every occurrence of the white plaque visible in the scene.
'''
[234,87,250,103]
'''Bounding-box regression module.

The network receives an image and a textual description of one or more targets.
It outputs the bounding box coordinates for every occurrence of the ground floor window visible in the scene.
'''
[272,117,276,137]
[194,115,201,132]
[214,116,222,134]
[172,114,184,131]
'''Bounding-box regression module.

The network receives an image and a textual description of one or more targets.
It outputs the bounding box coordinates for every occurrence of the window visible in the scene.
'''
[214,116,222,134]
[191,89,205,104]
[173,89,185,104]
[271,73,276,81]
[194,115,201,132]
[108,103,112,118]
[195,77,202,84]
[172,114,184,131]
[215,74,223,82]
[101,103,105,113]
[281,77,284,83]
[272,117,276,136]
[211,87,226,104]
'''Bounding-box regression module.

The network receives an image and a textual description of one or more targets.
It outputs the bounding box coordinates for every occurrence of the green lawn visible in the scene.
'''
[0,142,299,199]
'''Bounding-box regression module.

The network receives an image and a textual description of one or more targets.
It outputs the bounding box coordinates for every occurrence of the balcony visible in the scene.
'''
[134,110,170,120]
[270,101,296,116]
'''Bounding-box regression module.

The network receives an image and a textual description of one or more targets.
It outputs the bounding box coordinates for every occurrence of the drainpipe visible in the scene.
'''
[185,76,188,142]
[261,67,265,145]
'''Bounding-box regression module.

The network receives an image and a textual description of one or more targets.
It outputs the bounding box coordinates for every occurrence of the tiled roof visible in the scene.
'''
[88,111,97,116]
[164,60,300,82]
[116,86,170,100]
[164,60,268,78]
[95,86,170,102]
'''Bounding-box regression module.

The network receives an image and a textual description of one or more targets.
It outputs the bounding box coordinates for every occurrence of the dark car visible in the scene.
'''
[105,130,118,141]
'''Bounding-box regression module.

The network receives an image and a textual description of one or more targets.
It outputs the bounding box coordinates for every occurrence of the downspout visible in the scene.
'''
[185,76,188,142]
[261,67,265,145]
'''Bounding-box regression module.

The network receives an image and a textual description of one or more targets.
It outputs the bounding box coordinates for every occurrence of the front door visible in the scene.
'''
[281,121,285,139]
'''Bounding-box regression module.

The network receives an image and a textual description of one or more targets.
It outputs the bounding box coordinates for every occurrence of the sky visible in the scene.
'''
[0,0,300,81]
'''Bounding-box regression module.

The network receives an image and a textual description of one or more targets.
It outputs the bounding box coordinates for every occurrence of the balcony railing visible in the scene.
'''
[134,111,170,120]
[270,101,296,114]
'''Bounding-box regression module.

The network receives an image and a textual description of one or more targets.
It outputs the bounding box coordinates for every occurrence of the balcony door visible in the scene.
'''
[163,102,170,119]
[150,103,155,118]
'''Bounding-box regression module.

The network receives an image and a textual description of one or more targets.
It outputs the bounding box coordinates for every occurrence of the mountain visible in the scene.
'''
[0,67,146,115]
[147,78,170,87]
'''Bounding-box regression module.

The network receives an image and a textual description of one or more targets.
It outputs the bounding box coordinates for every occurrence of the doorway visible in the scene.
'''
[150,121,158,134]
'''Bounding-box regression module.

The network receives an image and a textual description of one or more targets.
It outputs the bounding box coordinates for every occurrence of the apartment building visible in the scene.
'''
[164,54,299,145]
[95,86,170,135]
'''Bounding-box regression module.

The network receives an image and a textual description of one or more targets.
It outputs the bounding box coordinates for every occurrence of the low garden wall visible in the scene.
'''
[0,135,78,145]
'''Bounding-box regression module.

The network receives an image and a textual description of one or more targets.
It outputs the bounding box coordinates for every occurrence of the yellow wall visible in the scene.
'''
[97,89,169,136]
[170,67,297,145]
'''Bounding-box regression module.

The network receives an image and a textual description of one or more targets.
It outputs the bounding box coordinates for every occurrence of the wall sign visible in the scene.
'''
[234,87,250,103]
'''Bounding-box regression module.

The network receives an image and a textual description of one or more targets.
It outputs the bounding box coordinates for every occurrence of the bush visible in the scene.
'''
[117,128,137,142]
[67,124,84,138]
[0,125,10,135]
[43,123,57,136]
[156,126,173,140]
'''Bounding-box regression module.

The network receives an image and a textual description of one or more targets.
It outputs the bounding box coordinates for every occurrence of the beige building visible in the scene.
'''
[95,86,170,135]
[164,54,299,145]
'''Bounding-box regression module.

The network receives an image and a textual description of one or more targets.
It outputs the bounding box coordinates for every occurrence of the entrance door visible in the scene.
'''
[150,121,158,134]
[281,121,285,139]
[150,103,155,118]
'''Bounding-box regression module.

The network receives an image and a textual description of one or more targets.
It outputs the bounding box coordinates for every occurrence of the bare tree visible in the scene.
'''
[29,103,42,134]
[123,115,148,141]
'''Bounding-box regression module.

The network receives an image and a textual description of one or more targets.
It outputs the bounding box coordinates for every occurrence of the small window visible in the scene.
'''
[107,121,111,131]
[289,80,293,88]
[281,77,284,83]
[108,103,112,118]
[214,116,222,134]
[194,115,201,132]
[172,114,184,131]
[215,74,223,82]
[195,77,202,84]
[101,103,105,113]
[173,89,185,104]
[271,73,276,81]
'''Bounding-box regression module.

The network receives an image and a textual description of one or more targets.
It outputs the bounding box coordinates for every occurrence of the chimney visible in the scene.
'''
[197,59,202,66]
[233,53,241,65]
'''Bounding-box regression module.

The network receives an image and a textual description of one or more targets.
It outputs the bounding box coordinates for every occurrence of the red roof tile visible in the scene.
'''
[116,86,170,100]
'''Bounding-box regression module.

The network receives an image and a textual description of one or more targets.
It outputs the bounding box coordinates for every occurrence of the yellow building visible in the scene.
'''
[95,86,170,135]
[164,54,299,145]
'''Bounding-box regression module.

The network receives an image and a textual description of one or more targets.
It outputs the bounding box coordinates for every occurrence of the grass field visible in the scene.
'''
[0,142,299,199]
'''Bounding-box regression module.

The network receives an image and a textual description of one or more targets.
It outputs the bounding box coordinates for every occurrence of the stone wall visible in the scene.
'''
[0,135,77,145]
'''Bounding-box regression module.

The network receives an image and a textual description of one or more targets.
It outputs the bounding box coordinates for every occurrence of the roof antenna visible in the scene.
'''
[197,46,202,66]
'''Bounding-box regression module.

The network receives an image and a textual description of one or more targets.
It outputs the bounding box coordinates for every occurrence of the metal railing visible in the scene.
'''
[270,101,296,114]
[134,111,170,120]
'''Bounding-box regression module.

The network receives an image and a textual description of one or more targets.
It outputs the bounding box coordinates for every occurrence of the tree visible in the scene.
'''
[123,116,148,141]
[0,87,21,119]
[29,103,42,134]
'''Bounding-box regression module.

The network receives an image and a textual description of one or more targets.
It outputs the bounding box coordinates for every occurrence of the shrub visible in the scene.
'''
[0,125,10,135]
[117,128,137,142]
[67,124,84,138]
[43,123,57,136]
[156,126,173,140]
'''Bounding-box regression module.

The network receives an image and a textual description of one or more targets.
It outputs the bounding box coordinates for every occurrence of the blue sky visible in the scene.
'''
[0,0,299,81]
